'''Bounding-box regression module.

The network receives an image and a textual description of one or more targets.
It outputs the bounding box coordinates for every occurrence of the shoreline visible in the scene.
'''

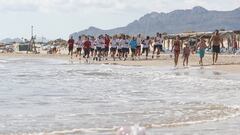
[1,53,240,73]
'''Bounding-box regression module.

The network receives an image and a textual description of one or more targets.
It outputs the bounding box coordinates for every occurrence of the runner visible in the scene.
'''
[117,36,123,60]
[121,35,130,61]
[209,30,224,65]
[94,36,103,61]
[110,36,118,61]
[152,33,163,59]
[129,36,137,60]
[83,36,91,60]
[100,35,106,61]
[136,34,142,60]
[183,42,190,67]
[171,35,181,67]
[75,36,83,59]
[67,36,75,59]
[197,38,207,66]
[90,36,95,57]
[142,36,151,60]
[104,34,110,60]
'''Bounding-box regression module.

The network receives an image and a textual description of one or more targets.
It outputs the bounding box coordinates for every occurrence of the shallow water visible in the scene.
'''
[0,57,240,135]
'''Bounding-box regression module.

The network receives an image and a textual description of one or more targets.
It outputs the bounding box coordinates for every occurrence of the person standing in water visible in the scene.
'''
[171,35,181,67]
[183,42,190,67]
[197,38,207,66]
[67,36,75,59]
[209,30,224,65]
[152,33,163,59]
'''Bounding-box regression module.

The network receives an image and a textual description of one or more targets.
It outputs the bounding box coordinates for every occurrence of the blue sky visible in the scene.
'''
[0,0,239,40]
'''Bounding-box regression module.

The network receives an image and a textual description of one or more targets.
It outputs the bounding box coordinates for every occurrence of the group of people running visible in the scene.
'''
[67,30,237,67]
[67,33,164,61]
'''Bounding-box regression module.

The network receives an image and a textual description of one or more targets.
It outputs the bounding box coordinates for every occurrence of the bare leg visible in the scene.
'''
[152,47,155,59]
[212,53,215,65]
[215,53,219,63]
[176,53,179,66]
[183,58,186,66]
[174,53,177,67]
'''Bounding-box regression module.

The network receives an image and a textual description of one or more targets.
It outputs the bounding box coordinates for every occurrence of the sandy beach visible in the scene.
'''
[1,52,240,73]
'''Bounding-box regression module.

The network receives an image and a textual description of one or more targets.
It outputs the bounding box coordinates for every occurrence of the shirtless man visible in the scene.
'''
[209,30,224,65]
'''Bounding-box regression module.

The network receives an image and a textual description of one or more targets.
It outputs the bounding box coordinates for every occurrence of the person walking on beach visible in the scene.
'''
[76,36,83,59]
[171,35,181,67]
[152,33,163,59]
[210,30,224,65]
[142,36,151,60]
[68,36,75,59]
[232,34,238,53]
[83,36,91,60]
[183,42,190,67]
[129,36,137,60]
[197,38,207,66]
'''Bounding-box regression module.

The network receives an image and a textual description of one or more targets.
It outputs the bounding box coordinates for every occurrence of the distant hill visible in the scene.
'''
[71,6,240,38]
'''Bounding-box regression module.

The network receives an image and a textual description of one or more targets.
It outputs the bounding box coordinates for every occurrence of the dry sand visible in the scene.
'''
[0,53,240,73]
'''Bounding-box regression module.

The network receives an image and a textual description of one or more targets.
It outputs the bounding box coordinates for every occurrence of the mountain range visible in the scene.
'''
[1,37,49,44]
[71,6,240,38]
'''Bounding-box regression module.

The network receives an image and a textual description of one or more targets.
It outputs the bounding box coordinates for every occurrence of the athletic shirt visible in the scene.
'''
[68,39,74,48]
[117,39,122,49]
[174,40,181,51]
[100,38,105,48]
[95,39,102,48]
[137,37,142,47]
[111,39,117,48]
[155,36,163,45]
[142,39,150,48]
[105,37,110,48]
[121,39,129,48]
[83,40,91,49]
[76,40,83,48]
[90,40,95,48]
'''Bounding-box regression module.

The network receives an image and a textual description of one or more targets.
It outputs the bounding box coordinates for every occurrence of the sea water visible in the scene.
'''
[0,57,240,135]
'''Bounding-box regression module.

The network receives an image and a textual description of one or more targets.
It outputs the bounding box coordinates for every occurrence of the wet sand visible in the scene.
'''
[0,53,240,73]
